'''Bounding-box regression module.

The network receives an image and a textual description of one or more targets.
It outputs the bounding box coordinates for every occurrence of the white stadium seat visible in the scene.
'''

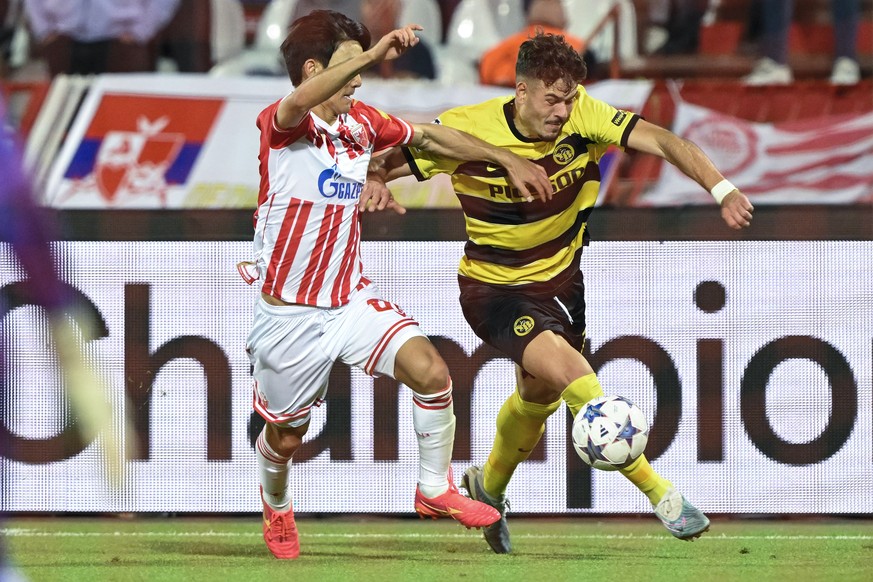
[254,0,300,52]
[210,0,247,65]
[399,0,443,48]
[561,0,639,64]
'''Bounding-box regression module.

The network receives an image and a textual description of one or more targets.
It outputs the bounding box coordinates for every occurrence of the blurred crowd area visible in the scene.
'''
[0,0,870,86]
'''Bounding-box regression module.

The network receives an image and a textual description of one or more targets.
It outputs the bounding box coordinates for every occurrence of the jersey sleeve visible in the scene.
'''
[400,108,468,181]
[256,98,310,149]
[355,102,416,153]
[569,86,640,149]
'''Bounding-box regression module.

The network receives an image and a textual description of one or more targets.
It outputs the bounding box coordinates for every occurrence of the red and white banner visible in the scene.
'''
[42,75,653,209]
[641,101,873,206]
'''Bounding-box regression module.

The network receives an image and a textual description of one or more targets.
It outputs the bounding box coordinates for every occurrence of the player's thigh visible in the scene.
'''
[333,284,439,387]
[392,335,450,394]
[459,279,580,366]
[247,300,334,426]
[519,332,593,398]
[522,329,593,385]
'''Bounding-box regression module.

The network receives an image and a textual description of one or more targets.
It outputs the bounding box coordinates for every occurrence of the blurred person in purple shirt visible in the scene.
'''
[24,0,181,76]
[0,98,65,310]
[2,95,124,575]
[1,93,67,579]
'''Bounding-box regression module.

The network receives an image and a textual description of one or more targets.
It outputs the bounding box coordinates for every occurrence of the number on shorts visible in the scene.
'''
[367,298,406,316]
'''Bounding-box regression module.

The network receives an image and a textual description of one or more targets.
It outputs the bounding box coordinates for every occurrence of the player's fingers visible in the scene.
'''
[515,183,532,202]
[389,199,407,215]
[534,168,552,199]
[402,26,417,45]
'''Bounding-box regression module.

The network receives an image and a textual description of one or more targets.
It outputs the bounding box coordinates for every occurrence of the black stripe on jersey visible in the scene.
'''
[456,160,600,225]
[464,206,594,267]
[505,101,540,143]
[453,134,595,180]
[620,114,641,148]
[401,146,426,181]
[459,247,585,298]
[454,159,508,178]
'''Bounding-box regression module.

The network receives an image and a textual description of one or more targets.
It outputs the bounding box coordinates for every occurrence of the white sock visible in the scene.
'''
[412,381,455,498]
[256,428,292,512]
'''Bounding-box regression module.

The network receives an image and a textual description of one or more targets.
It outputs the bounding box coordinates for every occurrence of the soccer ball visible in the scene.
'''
[571,395,649,471]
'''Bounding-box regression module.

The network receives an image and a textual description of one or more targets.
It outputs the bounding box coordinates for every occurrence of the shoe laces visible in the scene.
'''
[267,510,294,539]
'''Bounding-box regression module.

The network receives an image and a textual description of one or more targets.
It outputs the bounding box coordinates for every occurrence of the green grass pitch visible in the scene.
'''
[5,516,872,581]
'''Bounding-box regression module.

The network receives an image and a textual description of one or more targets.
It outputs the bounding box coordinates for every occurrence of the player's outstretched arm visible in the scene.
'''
[410,122,553,202]
[276,24,423,129]
[359,153,407,214]
[626,119,754,229]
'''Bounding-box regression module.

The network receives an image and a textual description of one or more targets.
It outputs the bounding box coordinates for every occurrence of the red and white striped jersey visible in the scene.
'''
[252,98,414,307]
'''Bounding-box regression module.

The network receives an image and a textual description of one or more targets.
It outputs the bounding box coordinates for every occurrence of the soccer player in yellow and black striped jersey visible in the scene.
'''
[366,32,754,554]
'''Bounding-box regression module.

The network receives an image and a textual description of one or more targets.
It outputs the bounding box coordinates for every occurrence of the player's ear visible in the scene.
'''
[301,59,323,81]
[515,80,527,104]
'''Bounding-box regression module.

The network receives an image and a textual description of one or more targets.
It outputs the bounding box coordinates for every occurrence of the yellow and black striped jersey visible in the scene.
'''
[402,86,639,290]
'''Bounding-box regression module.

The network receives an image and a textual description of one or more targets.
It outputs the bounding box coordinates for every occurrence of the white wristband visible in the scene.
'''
[710,179,736,204]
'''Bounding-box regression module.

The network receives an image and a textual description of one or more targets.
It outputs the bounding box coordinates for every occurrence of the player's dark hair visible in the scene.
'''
[516,32,587,87]
[281,10,372,86]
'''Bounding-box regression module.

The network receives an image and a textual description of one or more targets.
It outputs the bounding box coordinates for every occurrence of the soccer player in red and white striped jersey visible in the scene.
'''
[241,10,553,560]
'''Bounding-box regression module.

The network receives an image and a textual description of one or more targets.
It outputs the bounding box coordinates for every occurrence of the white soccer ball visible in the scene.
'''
[571,395,649,471]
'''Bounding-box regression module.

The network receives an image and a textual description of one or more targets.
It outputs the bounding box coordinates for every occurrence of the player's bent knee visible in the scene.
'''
[408,356,450,395]
[266,422,309,457]
[394,338,450,394]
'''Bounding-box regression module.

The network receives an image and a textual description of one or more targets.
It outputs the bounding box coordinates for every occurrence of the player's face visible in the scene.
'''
[514,77,578,141]
[323,41,364,118]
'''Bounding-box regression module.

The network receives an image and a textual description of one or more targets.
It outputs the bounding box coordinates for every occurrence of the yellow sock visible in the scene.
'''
[562,374,671,505]
[483,390,561,497]
[560,373,604,417]
[619,455,672,505]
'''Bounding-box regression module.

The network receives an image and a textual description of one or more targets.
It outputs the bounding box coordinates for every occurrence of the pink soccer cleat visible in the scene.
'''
[414,469,501,529]
[261,486,300,559]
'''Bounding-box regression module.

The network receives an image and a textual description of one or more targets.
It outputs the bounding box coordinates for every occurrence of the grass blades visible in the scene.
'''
[5,517,873,581]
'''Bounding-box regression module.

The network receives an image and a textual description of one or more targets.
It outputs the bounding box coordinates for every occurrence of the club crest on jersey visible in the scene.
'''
[553,144,575,165]
[318,166,363,200]
[513,316,535,336]
[348,123,370,148]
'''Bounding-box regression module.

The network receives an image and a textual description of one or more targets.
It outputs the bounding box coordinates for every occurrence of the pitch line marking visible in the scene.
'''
[3,529,873,541]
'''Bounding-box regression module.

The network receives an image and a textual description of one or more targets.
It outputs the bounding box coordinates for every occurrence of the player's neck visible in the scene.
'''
[510,102,537,140]
[312,104,338,126]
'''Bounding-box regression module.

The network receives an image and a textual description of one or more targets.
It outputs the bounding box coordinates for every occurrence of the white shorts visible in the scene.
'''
[246,281,425,427]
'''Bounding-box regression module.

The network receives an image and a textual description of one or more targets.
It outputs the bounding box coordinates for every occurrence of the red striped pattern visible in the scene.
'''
[363,318,418,375]
[263,198,313,298]
[413,384,454,410]
[296,204,344,304]
[256,432,290,464]
[330,207,361,306]
[253,388,325,425]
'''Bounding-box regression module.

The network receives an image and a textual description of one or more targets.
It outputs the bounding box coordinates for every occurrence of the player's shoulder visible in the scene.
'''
[573,84,594,107]
[257,98,282,122]
[438,94,512,125]
[349,99,390,119]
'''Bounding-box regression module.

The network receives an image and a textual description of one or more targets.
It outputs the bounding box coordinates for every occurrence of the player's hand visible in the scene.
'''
[369,24,422,62]
[361,174,407,214]
[720,189,754,229]
[502,155,553,203]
